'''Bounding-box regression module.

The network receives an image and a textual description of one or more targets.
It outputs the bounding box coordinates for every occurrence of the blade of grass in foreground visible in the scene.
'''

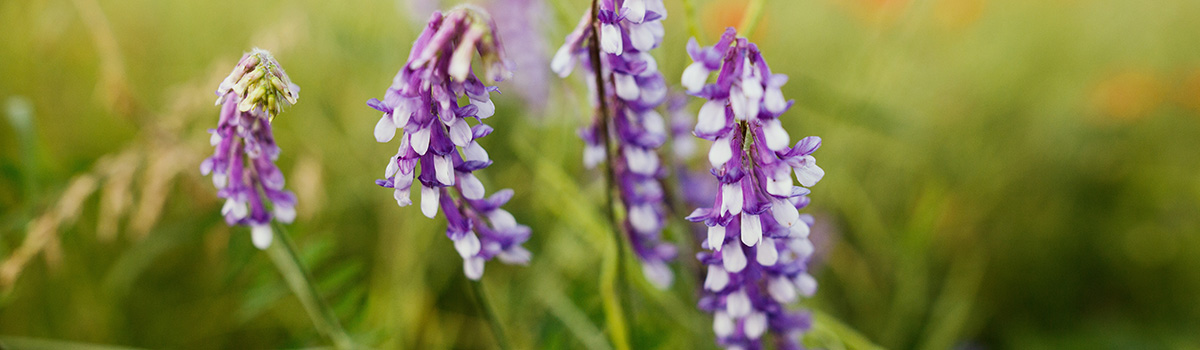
[584,0,634,346]
[266,222,355,350]
[469,279,512,350]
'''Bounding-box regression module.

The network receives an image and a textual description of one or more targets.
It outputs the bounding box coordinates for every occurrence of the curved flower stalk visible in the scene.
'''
[683,28,825,349]
[552,0,676,289]
[201,49,299,249]
[369,7,530,280]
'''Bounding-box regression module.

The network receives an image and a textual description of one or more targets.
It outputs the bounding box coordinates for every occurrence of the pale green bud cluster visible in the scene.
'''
[216,48,299,121]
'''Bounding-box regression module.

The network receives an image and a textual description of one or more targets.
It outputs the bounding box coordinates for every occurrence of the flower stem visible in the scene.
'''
[737,0,767,38]
[265,222,355,350]
[469,279,512,350]
[587,0,634,349]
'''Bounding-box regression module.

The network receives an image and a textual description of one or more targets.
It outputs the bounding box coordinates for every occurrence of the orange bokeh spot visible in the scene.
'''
[701,0,770,41]
[1176,68,1200,116]
[1089,69,1166,123]
[934,0,986,31]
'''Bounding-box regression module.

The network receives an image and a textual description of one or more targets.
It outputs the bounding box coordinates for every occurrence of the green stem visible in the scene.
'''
[613,216,634,342]
[469,279,512,350]
[596,230,630,350]
[266,222,355,350]
[737,0,766,38]
[679,0,705,42]
[586,0,633,348]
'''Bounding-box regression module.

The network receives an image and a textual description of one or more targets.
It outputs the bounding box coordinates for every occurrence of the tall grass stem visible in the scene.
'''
[266,222,355,350]
[586,0,633,348]
[469,279,512,350]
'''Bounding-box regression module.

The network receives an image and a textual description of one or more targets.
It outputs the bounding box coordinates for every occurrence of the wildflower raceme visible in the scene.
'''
[552,0,676,289]
[201,49,299,250]
[370,7,531,280]
[684,28,825,349]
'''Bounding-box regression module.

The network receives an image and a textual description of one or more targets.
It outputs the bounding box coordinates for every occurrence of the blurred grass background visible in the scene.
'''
[3,0,1200,349]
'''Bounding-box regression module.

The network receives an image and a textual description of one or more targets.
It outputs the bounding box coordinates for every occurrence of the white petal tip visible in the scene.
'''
[374,115,396,142]
[464,257,485,280]
[273,205,296,224]
[251,224,273,249]
[642,262,674,290]
[420,186,440,218]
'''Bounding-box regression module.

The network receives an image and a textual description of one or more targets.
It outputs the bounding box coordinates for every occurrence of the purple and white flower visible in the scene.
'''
[552,0,676,289]
[201,49,300,250]
[684,28,825,349]
[370,7,529,280]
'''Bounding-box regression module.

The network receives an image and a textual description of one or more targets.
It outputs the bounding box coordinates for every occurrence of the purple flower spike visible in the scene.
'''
[370,7,529,281]
[553,0,675,289]
[684,29,825,349]
[202,49,299,250]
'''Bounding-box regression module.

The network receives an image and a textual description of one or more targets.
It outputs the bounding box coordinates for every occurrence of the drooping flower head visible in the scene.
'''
[201,48,300,249]
[551,0,676,289]
[369,6,529,280]
[683,28,825,349]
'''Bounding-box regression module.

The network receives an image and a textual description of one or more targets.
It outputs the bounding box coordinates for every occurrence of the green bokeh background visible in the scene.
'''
[2,0,1200,349]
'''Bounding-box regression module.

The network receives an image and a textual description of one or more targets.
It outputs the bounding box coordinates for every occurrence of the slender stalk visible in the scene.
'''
[266,222,355,350]
[737,0,767,38]
[469,279,512,350]
[586,0,633,349]
[679,0,705,42]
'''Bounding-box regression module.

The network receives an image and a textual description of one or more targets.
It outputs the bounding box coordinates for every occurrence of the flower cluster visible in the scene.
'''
[201,49,299,250]
[551,0,675,289]
[370,7,530,280]
[683,28,825,349]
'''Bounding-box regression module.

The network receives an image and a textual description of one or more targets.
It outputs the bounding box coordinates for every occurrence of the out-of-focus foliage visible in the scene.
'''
[2,0,1200,349]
